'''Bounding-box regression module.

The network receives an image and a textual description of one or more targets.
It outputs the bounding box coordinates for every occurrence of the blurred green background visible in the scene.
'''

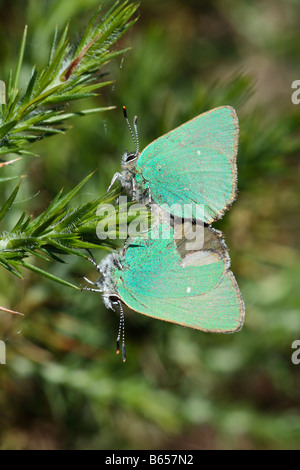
[0,0,299,450]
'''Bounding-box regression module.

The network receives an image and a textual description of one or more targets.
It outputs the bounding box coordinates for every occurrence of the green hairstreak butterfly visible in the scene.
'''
[108,106,239,224]
[83,220,245,361]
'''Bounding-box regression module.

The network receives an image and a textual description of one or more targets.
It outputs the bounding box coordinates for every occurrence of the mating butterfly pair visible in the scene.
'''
[83,106,245,361]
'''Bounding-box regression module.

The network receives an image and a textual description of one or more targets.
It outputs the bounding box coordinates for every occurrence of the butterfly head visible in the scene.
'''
[93,253,123,310]
[121,150,139,169]
[105,293,122,311]
[122,106,139,170]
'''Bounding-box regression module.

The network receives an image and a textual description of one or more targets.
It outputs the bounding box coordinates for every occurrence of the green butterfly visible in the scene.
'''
[83,221,245,361]
[108,106,239,224]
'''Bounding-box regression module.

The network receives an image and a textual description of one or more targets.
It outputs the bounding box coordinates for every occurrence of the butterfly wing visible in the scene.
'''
[119,271,244,333]
[113,222,244,332]
[135,106,239,224]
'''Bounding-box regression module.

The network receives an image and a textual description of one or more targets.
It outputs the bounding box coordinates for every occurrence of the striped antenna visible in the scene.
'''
[123,106,138,156]
[116,300,126,362]
[133,115,139,154]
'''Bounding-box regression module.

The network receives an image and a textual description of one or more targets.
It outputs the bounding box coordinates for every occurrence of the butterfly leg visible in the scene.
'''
[82,276,96,285]
[81,273,102,291]
[81,286,103,293]
[131,177,136,201]
[114,257,123,270]
[85,249,102,275]
[80,269,103,291]
[107,172,122,193]
[122,237,131,257]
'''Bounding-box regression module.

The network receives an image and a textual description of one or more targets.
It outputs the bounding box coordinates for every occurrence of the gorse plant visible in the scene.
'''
[0,1,140,293]
[0,1,138,156]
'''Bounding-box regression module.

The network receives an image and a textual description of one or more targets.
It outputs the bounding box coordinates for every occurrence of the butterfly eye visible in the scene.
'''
[109,294,121,305]
[125,153,138,163]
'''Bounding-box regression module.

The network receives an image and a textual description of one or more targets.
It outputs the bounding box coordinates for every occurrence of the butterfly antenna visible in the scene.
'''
[133,115,139,154]
[123,106,137,155]
[116,300,126,362]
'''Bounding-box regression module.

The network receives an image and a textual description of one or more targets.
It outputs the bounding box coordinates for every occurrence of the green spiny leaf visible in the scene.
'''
[0,181,21,222]
[11,25,28,100]
[21,260,80,290]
